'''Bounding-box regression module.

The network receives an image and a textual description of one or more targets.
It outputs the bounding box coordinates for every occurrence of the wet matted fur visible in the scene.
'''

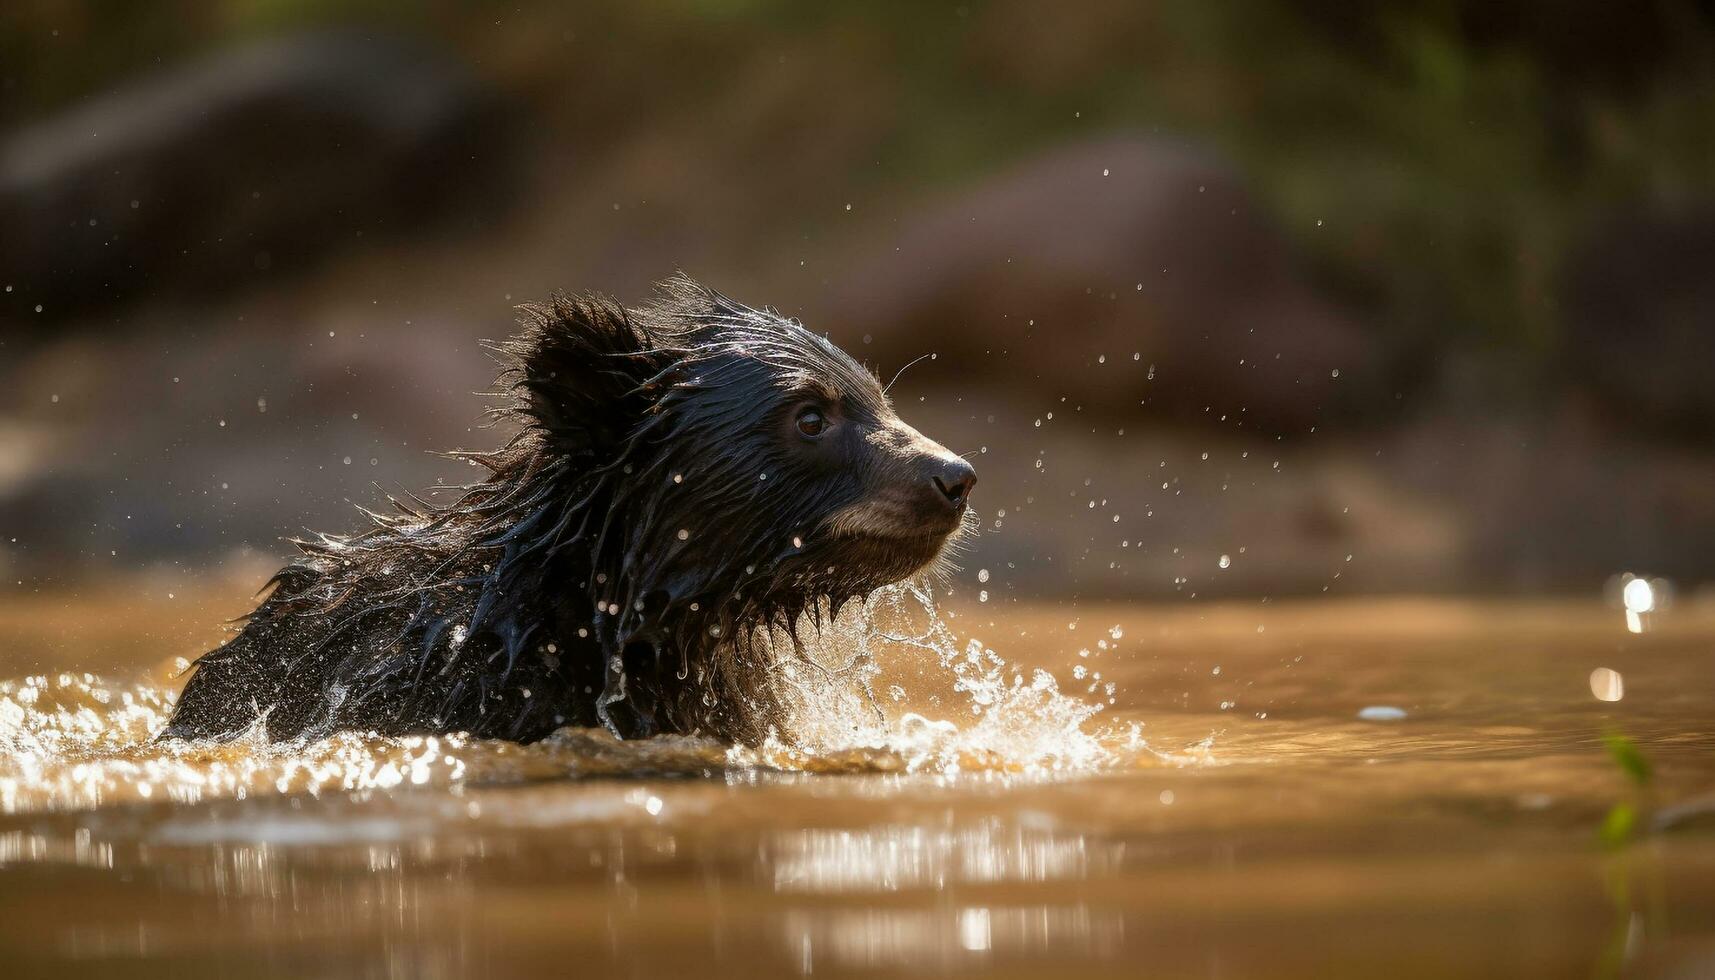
[163,276,976,744]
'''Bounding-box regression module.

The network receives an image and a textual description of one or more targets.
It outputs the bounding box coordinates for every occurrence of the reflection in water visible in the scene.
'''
[782,904,1124,973]
[770,821,1126,971]
[771,820,1121,892]
[0,828,115,870]
[0,794,1126,975]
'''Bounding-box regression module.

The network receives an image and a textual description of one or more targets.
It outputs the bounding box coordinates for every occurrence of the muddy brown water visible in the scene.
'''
[1,586,1712,978]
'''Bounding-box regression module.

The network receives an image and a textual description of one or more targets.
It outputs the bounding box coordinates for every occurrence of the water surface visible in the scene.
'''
[1,588,1712,978]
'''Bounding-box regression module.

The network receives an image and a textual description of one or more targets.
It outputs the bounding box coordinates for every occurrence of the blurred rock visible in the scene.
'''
[901,393,1466,602]
[1562,208,1715,440]
[0,303,496,578]
[1386,413,1715,591]
[825,135,1379,435]
[0,32,518,326]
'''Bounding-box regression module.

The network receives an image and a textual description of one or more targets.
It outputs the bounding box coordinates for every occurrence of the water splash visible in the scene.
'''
[0,584,1133,815]
[735,583,1116,774]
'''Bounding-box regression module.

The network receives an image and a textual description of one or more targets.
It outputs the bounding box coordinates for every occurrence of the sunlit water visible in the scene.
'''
[0,586,1136,816]
[2,588,1714,977]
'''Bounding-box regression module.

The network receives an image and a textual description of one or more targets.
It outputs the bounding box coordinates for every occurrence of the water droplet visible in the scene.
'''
[1622,577,1655,614]
[1590,667,1624,702]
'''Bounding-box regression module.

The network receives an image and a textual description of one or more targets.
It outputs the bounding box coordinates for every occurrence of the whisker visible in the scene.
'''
[884,352,935,395]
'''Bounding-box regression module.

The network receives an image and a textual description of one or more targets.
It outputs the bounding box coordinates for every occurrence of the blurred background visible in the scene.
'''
[4,0,1714,604]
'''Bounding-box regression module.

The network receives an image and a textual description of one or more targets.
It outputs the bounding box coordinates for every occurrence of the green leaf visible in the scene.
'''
[1602,732,1652,787]
[1600,802,1637,848]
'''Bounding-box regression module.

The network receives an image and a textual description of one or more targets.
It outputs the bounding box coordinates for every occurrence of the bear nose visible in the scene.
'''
[930,458,977,508]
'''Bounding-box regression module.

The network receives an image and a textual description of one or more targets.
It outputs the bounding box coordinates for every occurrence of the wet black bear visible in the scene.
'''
[163,276,975,744]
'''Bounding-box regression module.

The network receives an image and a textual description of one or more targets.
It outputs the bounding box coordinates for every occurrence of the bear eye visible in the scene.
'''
[795,408,828,439]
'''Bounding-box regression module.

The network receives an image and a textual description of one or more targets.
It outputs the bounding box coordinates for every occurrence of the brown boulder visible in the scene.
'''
[823,135,1376,434]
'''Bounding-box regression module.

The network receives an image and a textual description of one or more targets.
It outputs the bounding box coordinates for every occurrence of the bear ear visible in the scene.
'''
[500,292,671,454]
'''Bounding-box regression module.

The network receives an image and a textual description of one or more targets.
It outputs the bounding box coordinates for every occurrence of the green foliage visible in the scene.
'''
[1599,802,1638,848]
[1603,731,1653,788]
[1599,730,1654,849]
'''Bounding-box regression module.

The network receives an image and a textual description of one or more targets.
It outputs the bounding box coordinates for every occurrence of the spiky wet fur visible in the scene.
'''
[163,276,972,745]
